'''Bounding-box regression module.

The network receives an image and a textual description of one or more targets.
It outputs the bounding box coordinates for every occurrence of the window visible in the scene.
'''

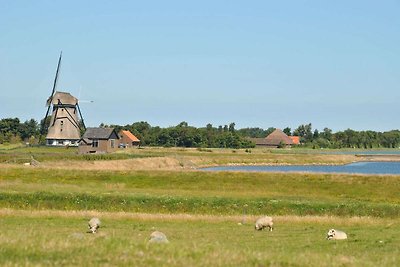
[92,139,99,148]
[110,139,115,148]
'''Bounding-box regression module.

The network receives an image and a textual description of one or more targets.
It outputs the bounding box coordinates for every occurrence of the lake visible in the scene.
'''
[202,161,400,175]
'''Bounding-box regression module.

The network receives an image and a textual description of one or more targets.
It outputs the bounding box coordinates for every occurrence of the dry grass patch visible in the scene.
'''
[39,157,185,171]
[0,209,397,226]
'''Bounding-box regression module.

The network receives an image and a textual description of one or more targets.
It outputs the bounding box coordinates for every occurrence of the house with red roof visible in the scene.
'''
[289,136,300,145]
[118,130,140,148]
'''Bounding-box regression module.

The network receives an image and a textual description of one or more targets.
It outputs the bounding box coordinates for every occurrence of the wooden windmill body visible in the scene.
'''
[46,91,83,146]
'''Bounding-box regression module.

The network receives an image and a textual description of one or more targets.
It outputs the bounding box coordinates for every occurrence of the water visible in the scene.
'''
[275,150,400,155]
[202,161,400,175]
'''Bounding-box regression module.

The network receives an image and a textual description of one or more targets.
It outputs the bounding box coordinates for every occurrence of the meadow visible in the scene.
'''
[0,145,399,266]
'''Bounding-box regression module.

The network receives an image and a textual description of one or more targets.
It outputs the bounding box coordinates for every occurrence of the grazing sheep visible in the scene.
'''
[326,229,347,240]
[88,217,101,233]
[255,216,274,231]
[149,231,169,243]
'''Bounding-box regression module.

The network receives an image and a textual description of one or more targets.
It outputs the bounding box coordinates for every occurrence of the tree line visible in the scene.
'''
[1,117,400,149]
[102,121,254,148]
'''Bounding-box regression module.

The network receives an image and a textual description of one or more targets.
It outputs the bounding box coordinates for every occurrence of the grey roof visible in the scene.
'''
[82,128,117,139]
[78,138,92,144]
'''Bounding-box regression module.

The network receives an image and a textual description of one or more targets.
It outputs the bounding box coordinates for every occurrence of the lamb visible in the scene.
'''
[326,229,347,240]
[88,217,101,233]
[255,216,274,231]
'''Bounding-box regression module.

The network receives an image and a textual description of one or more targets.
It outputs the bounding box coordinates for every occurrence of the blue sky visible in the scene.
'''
[1,1,399,131]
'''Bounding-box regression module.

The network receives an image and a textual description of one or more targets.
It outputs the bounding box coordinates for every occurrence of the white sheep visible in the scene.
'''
[326,229,347,240]
[255,216,274,231]
[88,217,101,233]
[149,231,169,243]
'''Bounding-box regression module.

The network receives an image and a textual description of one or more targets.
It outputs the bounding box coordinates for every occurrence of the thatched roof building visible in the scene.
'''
[264,129,294,147]
[249,129,297,147]
[46,91,81,146]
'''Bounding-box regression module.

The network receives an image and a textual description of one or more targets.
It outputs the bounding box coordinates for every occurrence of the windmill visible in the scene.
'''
[41,52,86,146]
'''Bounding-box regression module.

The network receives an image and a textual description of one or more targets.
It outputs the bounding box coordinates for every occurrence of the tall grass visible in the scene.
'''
[0,191,399,218]
[0,145,358,166]
[0,147,156,163]
[1,168,400,204]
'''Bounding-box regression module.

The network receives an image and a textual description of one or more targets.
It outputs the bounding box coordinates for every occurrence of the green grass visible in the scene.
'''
[0,145,358,166]
[0,215,398,266]
[0,191,399,217]
[0,168,399,217]
[0,145,159,163]
[1,146,400,265]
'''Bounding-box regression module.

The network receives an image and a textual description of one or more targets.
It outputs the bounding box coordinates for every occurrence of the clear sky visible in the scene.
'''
[1,1,399,131]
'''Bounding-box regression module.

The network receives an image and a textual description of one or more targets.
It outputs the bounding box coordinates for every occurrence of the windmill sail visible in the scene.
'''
[41,52,62,135]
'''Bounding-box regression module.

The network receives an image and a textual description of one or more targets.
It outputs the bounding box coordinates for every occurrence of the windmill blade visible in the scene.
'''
[40,52,63,135]
[46,51,62,106]
[76,103,86,130]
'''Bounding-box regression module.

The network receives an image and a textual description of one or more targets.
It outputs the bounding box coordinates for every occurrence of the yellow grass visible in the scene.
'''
[0,208,397,226]
[1,147,361,171]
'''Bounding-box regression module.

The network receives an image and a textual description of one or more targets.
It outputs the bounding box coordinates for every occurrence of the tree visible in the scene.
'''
[237,127,269,138]
[313,129,319,139]
[283,127,291,136]
[321,128,332,141]
[177,121,188,128]
[19,119,39,140]
[0,118,20,135]
[293,123,313,142]
[228,122,235,133]
[265,127,276,136]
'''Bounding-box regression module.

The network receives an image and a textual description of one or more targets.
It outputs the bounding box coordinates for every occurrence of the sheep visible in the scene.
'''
[149,231,169,243]
[326,229,347,240]
[255,216,274,231]
[88,217,101,233]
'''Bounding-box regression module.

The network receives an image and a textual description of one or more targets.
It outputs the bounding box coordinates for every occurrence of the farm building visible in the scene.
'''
[289,136,300,145]
[118,130,140,148]
[78,127,119,154]
[250,129,298,148]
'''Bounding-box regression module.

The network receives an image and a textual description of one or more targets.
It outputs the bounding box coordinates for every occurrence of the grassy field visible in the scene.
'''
[0,145,358,169]
[0,212,399,266]
[0,145,399,266]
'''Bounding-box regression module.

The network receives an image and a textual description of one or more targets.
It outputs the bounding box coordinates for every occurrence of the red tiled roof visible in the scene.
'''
[289,136,300,145]
[121,130,140,142]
